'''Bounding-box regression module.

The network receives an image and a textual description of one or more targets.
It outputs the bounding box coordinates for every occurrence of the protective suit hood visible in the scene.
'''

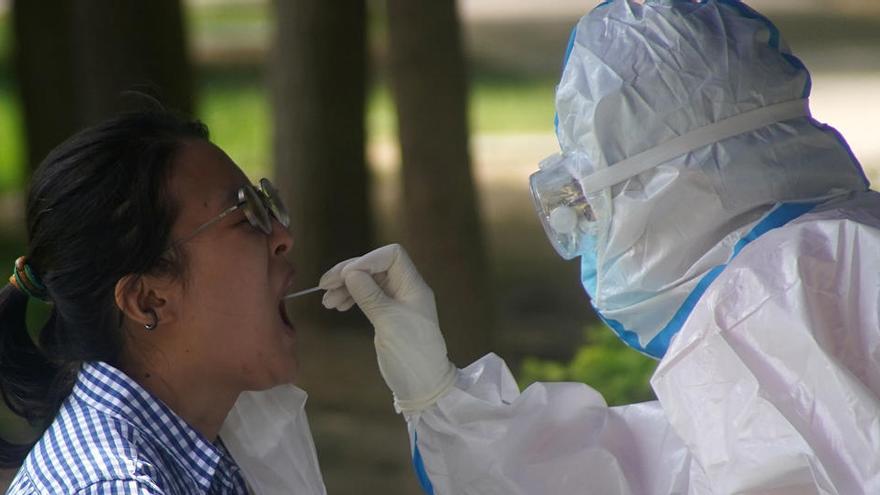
[555,0,868,357]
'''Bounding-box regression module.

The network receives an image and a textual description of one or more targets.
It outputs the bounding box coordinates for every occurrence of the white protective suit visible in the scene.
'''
[320,0,880,494]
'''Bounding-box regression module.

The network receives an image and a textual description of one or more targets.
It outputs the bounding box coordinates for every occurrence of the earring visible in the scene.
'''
[144,311,158,331]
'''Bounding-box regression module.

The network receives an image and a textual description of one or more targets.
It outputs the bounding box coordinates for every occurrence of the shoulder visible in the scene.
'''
[664,192,880,357]
[653,195,880,487]
[708,195,880,327]
[13,397,164,494]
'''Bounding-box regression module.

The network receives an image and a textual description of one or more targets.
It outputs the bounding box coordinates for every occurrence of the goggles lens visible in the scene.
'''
[529,155,596,260]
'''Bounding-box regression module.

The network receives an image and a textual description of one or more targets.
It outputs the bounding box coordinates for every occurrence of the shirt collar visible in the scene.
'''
[72,361,241,493]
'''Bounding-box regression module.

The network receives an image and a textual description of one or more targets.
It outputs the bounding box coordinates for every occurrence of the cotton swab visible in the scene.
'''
[283,286,323,299]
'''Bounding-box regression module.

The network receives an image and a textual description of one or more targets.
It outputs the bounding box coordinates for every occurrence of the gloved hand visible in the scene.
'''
[319,244,457,413]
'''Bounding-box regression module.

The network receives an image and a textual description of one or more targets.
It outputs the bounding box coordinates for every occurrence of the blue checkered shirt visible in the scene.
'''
[6,361,250,494]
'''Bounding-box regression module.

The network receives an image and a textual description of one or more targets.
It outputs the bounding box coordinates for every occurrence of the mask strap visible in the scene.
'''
[580,99,810,195]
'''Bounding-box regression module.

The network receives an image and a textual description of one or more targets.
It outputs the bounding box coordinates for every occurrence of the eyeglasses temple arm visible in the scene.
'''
[175,203,242,245]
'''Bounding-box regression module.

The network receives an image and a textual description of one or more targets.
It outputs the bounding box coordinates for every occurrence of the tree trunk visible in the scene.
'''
[11,0,78,171]
[71,0,195,123]
[12,0,194,170]
[386,0,494,364]
[271,0,372,321]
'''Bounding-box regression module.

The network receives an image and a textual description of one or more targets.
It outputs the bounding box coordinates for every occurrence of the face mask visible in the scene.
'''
[579,234,599,298]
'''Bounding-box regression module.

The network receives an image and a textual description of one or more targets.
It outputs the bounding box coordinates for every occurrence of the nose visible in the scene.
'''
[270,218,294,256]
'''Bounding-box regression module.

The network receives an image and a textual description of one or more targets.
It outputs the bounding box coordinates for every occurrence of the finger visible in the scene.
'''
[319,257,359,290]
[343,269,388,311]
[374,272,389,291]
[382,245,423,297]
[340,244,420,299]
[343,244,424,301]
[339,244,399,279]
[337,297,356,312]
[322,287,351,310]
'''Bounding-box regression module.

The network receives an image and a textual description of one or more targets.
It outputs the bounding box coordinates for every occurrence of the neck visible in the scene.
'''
[118,349,239,441]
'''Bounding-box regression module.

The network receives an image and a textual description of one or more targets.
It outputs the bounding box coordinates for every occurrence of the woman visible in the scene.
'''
[0,111,324,494]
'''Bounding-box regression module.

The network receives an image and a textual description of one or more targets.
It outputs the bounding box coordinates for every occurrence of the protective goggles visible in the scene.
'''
[179,178,290,244]
[531,99,810,260]
[529,153,597,260]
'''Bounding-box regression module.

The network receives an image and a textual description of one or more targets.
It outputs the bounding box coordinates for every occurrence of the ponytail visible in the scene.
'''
[0,284,60,467]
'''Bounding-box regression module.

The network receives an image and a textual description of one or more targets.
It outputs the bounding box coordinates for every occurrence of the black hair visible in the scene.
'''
[0,111,209,467]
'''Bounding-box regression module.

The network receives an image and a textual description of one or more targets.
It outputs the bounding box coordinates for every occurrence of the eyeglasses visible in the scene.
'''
[177,178,290,245]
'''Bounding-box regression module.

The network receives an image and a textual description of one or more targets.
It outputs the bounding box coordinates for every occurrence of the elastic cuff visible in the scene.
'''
[393,362,458,414]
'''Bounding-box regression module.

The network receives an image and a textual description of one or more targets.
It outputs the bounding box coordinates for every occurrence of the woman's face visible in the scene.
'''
[166,140,298,390]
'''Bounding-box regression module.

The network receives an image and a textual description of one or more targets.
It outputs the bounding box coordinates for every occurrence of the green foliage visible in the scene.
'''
[0,80,23,192]
[0,10,24,193]
[519,324,658,406]
[196,72,270,180]
[0,10,8,66]
[471,77,556,133]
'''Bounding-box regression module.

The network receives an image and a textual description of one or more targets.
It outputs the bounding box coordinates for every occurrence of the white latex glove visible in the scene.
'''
[319,244,457,413]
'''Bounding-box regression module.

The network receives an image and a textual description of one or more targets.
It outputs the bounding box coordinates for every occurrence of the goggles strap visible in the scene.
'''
[580,99,810,195]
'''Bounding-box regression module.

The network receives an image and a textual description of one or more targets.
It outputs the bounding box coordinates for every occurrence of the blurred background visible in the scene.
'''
[0,0,877,492]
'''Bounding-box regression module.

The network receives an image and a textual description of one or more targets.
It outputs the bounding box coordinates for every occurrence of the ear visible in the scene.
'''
[114,274,176,330]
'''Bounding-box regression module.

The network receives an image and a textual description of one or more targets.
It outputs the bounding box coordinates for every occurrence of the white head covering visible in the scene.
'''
[556,0,868,357]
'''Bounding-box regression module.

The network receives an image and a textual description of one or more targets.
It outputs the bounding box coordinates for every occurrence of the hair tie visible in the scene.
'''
[9,256,50,302]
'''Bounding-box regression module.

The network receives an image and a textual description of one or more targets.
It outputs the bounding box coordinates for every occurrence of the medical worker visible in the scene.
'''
[320,0,880,493]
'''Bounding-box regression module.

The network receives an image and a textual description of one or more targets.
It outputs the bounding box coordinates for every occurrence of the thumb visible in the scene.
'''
[343,270,389,313]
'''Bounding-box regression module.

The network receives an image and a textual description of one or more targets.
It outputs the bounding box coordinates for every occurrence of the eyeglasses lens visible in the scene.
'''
[259,179,290,229]
[239,185,272,234]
